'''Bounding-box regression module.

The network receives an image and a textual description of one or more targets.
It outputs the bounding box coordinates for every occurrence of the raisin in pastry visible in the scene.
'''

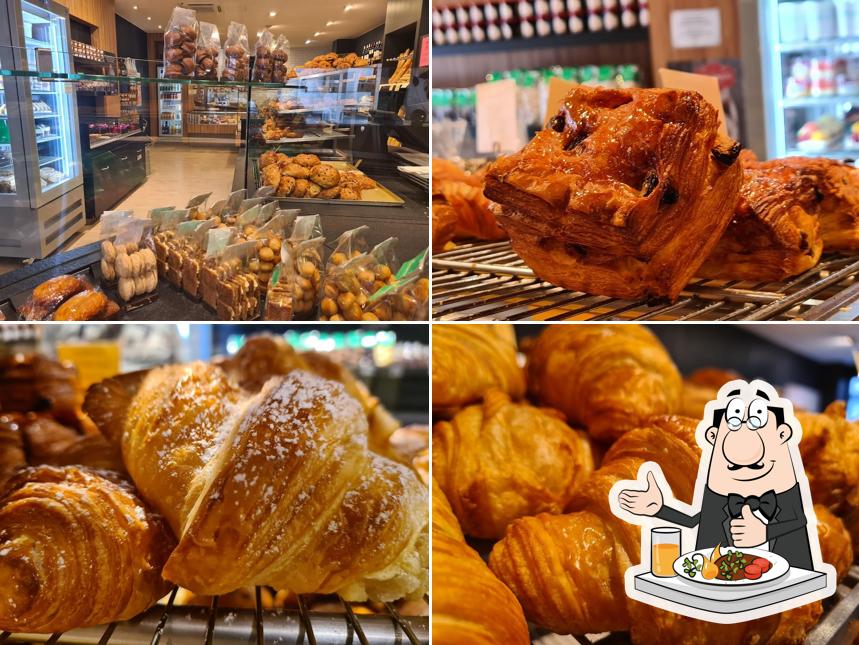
[484,86,744,301]
[778,156,859,251]
[697,151,822,282]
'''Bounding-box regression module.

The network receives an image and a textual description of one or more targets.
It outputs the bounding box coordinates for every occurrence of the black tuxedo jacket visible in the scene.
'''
[654,483,814,570]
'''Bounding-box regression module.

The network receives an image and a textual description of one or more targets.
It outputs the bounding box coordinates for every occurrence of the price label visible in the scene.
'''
[56,342,120,389]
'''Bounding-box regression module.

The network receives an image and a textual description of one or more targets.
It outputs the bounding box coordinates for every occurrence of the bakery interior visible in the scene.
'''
[432,0,859,321]
[0,322,429,644]
[0,0,428,321]
[431,322,859,645]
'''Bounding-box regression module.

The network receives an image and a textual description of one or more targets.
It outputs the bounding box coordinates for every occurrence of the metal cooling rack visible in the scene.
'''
[529,563,859,645]
[1,587,428,645]
[432,241,859,321]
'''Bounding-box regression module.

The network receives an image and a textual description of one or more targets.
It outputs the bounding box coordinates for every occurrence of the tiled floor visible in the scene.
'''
[0,140,238,275]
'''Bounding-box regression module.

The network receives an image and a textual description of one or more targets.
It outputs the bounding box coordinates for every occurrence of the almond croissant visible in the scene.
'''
[84,363,428,601]
[432,477,529,645]
[526,324,681,441]
[0,465,175,633]
[433,389,593,538]
[432,324,525,413]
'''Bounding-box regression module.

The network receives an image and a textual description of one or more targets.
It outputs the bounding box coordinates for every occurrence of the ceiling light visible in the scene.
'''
[269,10,276,16]
[305,39,312,44]
[147,15,151,20]
[344,4,353,11]
[325,20,336,25]
[314,31,322,36]
[157,24,162,28]
[132,4,137,8]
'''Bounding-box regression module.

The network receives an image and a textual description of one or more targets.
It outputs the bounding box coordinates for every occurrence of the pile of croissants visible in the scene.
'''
[432,323,858,645]
[0,336,428,634]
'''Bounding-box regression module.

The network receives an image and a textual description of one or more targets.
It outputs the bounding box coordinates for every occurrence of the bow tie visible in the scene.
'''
[727,490,778,519]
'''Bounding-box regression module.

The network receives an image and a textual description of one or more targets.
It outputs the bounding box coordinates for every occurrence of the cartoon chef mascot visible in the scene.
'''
[609,379,836,623]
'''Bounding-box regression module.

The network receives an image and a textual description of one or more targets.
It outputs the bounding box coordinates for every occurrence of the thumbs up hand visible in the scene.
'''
[730,504,768,547]
[619,471,664,517]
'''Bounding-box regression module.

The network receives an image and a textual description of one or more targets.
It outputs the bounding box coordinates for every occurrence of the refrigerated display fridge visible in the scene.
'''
[0,0,84,258]
[761,0,859,160]
[158,66,183,137]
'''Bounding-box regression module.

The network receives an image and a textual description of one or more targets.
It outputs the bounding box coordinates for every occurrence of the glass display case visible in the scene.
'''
[186,84,244,140]
[158,66,182,137]
[761,0,859,159]
[0,0,84,258]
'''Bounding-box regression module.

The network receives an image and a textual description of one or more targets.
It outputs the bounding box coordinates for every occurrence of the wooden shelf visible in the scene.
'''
[433,27,649,57]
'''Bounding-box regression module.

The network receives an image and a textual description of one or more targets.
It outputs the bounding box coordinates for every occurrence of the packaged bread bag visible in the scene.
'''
[163,6,198,79]
[186,191,213,220]
[252,28,275,82]
[271,35,290,83]
[111,218,159,303]
[222,21,250,81]
[213,241,261,319]
[200,227,236,309]
[181,219,217,298]
[247,208,298,290]
[366,248,428,320]
[264,245,295,320]
[151,208,189,276]
[195,22,220,80]
[98,210,133,283]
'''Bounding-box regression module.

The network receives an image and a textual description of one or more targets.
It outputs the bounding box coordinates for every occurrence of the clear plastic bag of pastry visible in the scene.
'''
[263,247,295,321]
[365,249,429,321]
[180,219,217,298]
[291,236,324,319]
[50,284,120,321]
[186,191,213,220]
[247,209,298,290]
[271,35,290,83]
[222,21,250,81]
[195,22,220,80]
[109,218,158,303]
[151,208,189,276]
[367,237,400,294]
[163,6,198,79]
[287,214,323,249]
[200,240,261,319]
[98,210,133,283]
[319,236,399,321]
[252,28,275,82]
[326,225,370,270]
[216,188,246,227]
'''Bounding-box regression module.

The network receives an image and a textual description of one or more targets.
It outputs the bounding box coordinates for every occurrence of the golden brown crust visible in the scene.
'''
[432,324,525,412]
[52,289,110,321]
[698,157,823,282]
[780,156,859,251]
[526,324,681,441]
[19,275,89,320]
[485,86,743,301]
[433,389,593,538]
[0,415,25,487]
[432,159,506,249]
[679,368,743,420]
[0,465,175,633]
[432,477,530,645]
[84,364,428,601]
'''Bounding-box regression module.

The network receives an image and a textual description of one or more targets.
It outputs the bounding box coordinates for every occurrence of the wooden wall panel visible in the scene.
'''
[57,0,117,53]
[648,0,740,72]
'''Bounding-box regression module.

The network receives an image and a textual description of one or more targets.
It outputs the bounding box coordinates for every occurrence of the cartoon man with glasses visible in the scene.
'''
[616,379,814,568]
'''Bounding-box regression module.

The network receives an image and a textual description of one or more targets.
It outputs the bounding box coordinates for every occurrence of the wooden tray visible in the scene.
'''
[253,160,405,207]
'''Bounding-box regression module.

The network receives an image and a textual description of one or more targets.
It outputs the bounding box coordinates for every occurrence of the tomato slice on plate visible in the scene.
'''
[752,557,771,573]
[744,564,762,579]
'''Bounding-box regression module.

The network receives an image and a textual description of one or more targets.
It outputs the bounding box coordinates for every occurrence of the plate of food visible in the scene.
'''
[673,545,789,586]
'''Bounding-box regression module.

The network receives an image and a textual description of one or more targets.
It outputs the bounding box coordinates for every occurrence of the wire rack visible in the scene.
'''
[432,242,859,321]
[1,588,428,645]
[528,563,859,645]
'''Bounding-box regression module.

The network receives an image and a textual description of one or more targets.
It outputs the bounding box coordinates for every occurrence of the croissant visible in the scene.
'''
[84,363,428,601]
[489,416,853,644]
[679,368,742,419]
[432,477,530,645]
[432,324,525,413]
[697,154,822,282]
[0,465,175,633]
[526,324,682,441]
[218,335,401,454]
[485,86,743,301]
[433,389,594,538]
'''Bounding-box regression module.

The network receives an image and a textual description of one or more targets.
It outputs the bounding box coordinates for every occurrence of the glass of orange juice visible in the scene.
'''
[651,527,680,577]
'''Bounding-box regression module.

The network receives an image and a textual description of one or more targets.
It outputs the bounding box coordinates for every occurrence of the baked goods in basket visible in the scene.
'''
[84,363,428,601]
[432,477,530,645]
[432,324,525,413]
[485,86,744,301]
[433,389,593,538]
[0,465,175,633]
[697,151,823,281]
[526,324,681,441]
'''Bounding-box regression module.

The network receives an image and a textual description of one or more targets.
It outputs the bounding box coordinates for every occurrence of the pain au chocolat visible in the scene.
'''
[484,86,744,301]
